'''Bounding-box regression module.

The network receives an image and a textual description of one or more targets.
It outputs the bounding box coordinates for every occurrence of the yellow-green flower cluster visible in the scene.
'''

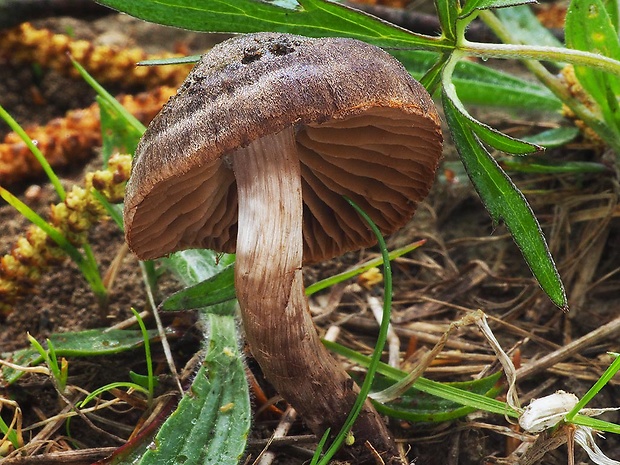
[0,23,192,88]
[0,154,131,316]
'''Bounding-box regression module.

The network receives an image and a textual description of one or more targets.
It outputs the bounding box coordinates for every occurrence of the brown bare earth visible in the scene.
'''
[1,11,619,465]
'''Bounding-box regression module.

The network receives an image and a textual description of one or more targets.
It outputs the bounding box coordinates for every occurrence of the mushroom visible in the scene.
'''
[124,33,442,463]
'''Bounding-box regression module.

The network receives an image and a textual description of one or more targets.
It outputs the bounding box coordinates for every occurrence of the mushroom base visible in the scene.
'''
[232,127,402,464]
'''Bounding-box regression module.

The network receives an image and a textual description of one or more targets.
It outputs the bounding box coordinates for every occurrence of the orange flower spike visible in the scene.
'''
[0,23,192,88]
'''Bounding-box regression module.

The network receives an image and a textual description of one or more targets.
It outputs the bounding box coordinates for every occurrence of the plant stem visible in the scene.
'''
[475,9,620,154]
[461,40,620,76]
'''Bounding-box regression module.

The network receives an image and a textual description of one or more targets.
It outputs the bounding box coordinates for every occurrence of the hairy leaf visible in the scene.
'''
[442,89,567,310]
[95,0,445,50]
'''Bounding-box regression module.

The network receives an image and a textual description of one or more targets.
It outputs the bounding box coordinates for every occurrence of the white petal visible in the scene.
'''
[519,391,579,433]
[574,426,620,465]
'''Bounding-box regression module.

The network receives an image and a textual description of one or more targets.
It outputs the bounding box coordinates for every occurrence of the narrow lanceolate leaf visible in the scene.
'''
[470,120,541,155]
[565,0,620,132]
[1,329,159,385]
[95,0,446,50]
[98,96,142,164]
[440,77,541,155]
[160,264,237,313]
[71,58,146,139]
[495,6,564,49]
[522,127,580,149]
[433,0,459,41]
[459,0,536,19]
[394,50,561,111]
[442,89,568,310]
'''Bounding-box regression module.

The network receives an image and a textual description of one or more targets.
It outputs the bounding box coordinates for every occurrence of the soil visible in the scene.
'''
[1,10,619,465]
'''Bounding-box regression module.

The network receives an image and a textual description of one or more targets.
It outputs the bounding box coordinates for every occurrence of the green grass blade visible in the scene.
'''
[0,188,84,266]
[500,157,609,174]
[0,104,65,199]
[306,240,425,295]
[370,373,502,422]
[314,197,394,464]
[94,0,447,50]
[97,96,143,164]
[0,414,20,449]
[442,89,567,310]
[324,340,519,418]
[71,58,146,139]
[0,187,107,299]
[566,353,620,422]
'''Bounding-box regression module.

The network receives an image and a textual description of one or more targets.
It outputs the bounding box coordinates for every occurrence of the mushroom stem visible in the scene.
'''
[232,127,401,463]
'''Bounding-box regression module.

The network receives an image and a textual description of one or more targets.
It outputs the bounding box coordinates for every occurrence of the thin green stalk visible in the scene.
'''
[0,104,66,200]
[131,308,155,406]
[461,40,620,76]
[81,243,108,309]
[313,197,394,465]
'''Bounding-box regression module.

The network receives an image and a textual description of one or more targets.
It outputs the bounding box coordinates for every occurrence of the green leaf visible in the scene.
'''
[602,0,619,32]
[160,264,237,313]
[135,248,250,465]
[71,58,146,144]
[138,316,250,465]
[434,0,459,41]
[161,250,235,294]
[500,157,608,174]
[0,188,86,268]
[0,104,65,199]
[394,50,562,110]
[419,53,450,93]
[371,373,502,422]
[442,89,567,310]
[139,55,201,66]
[521,126,580,148]
[460,0,536,20]
[565,0,620,132]
[306,240,425,295]
[440,76,541,155]
[495,5,563,49]
[95,0,446,50]
[470,120,541,155]
[324,340,519,418]
[1,329,159,384]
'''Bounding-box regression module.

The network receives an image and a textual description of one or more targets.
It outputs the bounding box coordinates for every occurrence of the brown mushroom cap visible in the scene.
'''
[124,32,442,263]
